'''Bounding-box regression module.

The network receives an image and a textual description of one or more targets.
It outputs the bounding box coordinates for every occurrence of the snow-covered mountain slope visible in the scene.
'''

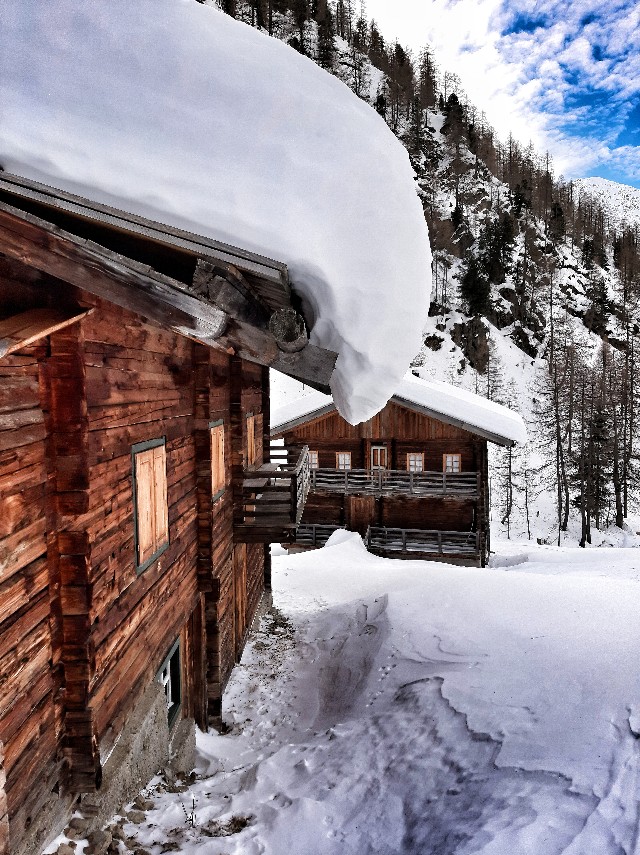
[574,177,640,229]
[0,0,432,425]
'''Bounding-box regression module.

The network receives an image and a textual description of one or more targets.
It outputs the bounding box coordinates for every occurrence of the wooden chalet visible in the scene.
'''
[271,376,526,566]
[0,172,337,855]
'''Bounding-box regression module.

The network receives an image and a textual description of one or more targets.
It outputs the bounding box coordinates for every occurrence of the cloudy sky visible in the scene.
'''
[366,0,640,188]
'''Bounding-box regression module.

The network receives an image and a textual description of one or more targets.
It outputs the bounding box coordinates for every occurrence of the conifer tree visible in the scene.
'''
[460,254,490,316]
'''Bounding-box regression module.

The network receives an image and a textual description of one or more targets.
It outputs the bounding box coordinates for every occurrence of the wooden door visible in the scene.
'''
[346,494,377,535]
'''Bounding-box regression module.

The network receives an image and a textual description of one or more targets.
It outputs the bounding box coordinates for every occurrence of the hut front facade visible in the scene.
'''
[271,377,526,565]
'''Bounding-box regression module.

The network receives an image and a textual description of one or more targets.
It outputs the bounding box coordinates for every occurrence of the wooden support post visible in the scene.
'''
[42,325,101,792]
[437,531,443,554]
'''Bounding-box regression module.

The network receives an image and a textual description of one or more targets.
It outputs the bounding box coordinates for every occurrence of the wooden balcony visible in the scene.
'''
[235,444,311,542]
[366,526,480,562]
[294,523,345,548]
[310,468,479,498]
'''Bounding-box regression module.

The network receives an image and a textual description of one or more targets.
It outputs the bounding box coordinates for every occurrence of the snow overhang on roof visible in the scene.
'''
[271,375,528,448]
[0,0,432,424]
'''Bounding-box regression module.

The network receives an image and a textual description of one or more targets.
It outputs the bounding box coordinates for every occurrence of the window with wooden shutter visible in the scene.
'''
[407,452,424,472]
[443,453,462,473]
[210,421,225,501]
[133,438,169,572]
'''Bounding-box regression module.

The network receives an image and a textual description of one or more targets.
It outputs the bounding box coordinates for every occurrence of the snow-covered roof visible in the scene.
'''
[0,0,432,425]
[271,374,528,447]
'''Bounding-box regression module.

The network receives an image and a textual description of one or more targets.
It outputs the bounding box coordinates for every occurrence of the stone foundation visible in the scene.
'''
[26,682,195,855]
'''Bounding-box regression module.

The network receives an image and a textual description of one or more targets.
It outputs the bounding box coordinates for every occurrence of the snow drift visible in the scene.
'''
[0,0,432,423]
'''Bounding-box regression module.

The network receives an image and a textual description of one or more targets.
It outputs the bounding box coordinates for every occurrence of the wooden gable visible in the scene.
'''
[277,399,474,443]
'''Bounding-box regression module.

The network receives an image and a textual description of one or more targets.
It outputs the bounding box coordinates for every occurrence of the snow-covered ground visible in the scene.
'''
[53,534,640,855]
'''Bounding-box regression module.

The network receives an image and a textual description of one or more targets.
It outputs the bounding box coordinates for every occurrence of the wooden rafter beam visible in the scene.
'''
[0,201,337,389]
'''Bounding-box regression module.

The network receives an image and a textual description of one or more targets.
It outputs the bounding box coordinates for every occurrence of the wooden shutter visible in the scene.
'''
[135,448,156,565]
[246,415,256,467]
[134,441,168,568]
[152,443,169,548]
[210,423,225,497]
[255,412,264,466]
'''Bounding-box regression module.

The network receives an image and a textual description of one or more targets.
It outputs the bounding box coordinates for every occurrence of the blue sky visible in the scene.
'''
[366,0,640,188]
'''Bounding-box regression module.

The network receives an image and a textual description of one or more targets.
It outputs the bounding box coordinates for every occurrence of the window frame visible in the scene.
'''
[406,452,424,472]
[132,437,169,575]
[308,450,319,469]
[336,451,352,471]
[209,419,226,503]
[157,637,182,729]
[370,445,388,470]
[443,453,462,473]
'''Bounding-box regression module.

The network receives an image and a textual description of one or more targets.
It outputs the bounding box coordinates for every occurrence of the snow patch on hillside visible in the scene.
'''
[0,0,432,424]
[574,177,640,229]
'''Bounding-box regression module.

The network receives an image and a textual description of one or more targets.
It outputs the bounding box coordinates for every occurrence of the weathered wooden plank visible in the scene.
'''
[0,517,47,585]
[0,307,92,358]
[0,741,8,855]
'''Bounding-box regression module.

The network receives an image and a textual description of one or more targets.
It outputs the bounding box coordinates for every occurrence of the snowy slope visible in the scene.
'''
[0,0,432,424]
[48,535,640,855]
[574,177,640,229]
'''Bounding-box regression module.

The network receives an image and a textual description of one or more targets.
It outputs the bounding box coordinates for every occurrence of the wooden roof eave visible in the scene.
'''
[0,171,290,305]
[270,402,337,437]
[391,395,516,447]
[0,199,337,389]
[271,396,518,447]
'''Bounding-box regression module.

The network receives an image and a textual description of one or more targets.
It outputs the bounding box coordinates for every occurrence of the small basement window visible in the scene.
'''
[443,453,462,473]
[210,420,225,501]
[336,451,351,470]
[132,438,169,573]
[157,639,181,728]
[407,452,424,472]
[309,450,319,469]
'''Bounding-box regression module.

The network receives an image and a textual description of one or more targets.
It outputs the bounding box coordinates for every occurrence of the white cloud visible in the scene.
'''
[365,0,640,185]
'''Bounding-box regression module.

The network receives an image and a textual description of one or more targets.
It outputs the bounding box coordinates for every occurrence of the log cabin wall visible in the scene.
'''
[228,359,266,681]
[77,301,202,763]
[0,264,270,851]
[0,339,60,852]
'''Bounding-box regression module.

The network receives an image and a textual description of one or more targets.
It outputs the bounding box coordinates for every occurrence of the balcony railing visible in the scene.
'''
[366,526,480,557]
[294,523,345,548]
[310,468,479,497]
[236,444,311,542]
